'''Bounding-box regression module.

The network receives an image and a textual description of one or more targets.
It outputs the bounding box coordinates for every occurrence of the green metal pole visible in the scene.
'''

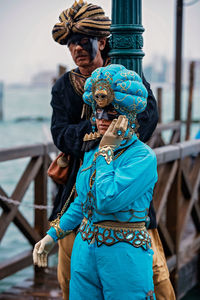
[110,0,144,76]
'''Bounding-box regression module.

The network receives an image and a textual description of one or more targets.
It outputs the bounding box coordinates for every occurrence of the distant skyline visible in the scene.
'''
[0,0,200,84]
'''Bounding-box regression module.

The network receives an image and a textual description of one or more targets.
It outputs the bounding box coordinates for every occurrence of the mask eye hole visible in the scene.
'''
[108,111,117,115]
[80,38,89,45]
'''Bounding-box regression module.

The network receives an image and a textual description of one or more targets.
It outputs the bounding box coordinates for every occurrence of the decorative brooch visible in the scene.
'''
[94,145,114,164]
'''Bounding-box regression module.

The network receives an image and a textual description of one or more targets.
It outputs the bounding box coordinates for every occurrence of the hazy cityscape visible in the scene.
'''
[3,56,199,89]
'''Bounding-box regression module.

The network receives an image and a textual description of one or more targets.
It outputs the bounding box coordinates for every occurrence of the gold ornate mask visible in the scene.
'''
[92,80,114,108]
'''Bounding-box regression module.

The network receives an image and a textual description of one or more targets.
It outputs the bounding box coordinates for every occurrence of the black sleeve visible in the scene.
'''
[50,75,92,158]
[137,75,159,143]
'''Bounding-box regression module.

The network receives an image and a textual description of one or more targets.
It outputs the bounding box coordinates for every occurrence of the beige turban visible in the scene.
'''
[52,0,111,45]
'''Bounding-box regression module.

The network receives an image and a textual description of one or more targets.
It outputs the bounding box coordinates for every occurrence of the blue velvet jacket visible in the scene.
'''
[48,135,158,242]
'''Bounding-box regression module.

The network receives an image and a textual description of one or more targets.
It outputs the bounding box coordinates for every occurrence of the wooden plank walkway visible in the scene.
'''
[0,268,62,299]
[0,266,199,299]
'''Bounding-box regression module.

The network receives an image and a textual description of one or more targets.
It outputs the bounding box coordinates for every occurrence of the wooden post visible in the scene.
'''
[34,153,48,236]
[34,146,48,276]
[166,159,182,296]
[0,81,4,121]
[157,87,163,123]
[174,0,183,123]
[53,65,67,84]
[185,61,195,141]
[58,65,67,77]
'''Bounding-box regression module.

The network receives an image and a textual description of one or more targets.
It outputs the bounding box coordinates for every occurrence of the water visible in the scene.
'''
[0,86,56,292]
[151,82,200,140]
[1,86,52,146]
[0,84,199,293]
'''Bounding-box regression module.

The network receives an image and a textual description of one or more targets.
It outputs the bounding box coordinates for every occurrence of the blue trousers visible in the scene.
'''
[70,233,155,299]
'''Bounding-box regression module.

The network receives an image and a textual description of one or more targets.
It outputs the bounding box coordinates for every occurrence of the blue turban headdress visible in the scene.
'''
[83,64,148,128]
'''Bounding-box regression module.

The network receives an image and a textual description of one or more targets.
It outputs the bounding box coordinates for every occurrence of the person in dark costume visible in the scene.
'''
[44,1,175,299]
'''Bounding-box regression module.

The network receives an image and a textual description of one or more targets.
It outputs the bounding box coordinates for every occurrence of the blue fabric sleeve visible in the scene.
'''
[95,148,158,214]
[47,194,83,242]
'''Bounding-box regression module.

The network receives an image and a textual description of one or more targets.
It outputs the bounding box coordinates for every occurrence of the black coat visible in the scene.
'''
[49,70,158,228]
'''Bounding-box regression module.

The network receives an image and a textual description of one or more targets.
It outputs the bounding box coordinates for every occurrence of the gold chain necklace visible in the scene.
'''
[89,147,126,188]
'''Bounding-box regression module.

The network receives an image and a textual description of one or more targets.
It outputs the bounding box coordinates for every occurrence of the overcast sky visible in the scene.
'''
[0,0,199,84]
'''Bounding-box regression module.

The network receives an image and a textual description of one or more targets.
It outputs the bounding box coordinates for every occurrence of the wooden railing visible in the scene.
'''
[147,121,181,148]
[0,142,57,279]
[154,139,200,299]
[0,139,200,299]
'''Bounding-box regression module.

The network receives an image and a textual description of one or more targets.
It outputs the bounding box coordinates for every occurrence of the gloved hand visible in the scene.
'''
[99,115,128,148]
[33,235,56,268]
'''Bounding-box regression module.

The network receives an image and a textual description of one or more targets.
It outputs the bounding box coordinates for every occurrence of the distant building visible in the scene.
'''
[143,55,200,87]
[143,55,169,84]
[30,71,56,87]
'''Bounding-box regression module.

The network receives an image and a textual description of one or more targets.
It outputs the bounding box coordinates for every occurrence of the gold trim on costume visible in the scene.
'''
[50,218,72,239]
[69,69,89,96]
[83,131,101,141]
[79,218,151,248]
[94,145,114,164]
[82,217,146,231]
[50,185,76,239]
[81,147,126,172]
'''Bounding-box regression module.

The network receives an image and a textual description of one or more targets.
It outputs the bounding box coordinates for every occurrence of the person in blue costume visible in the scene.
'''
[33,64,158,299]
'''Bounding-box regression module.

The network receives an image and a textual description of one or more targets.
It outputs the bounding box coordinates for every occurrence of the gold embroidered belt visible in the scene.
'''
[78,218,151,249]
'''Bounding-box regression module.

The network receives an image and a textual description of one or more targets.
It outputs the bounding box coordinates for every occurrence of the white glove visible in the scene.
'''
[33,235,56,268]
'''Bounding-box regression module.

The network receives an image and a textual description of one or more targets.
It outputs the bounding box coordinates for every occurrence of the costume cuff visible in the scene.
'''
[47,217,73,241]
[94,146,114,164]
[47,227,58,242]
